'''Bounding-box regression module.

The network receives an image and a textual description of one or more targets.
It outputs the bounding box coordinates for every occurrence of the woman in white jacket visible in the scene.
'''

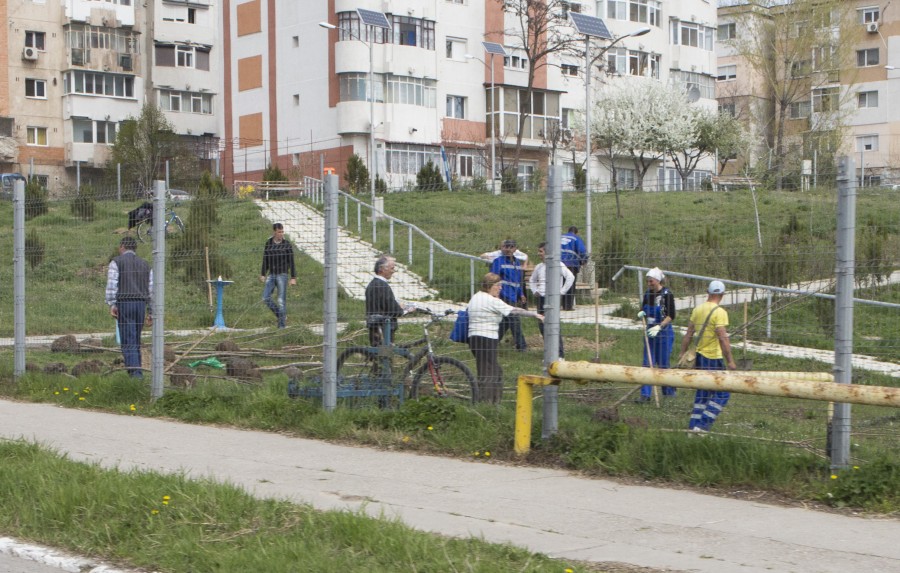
[467,273,543,403]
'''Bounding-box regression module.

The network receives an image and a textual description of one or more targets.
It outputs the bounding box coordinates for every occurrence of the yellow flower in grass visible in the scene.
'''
[401,436,410,443]
[54,391,59,396]
[150,509,159,515]
[162,495,170,505]
[62,387,69,392]
[427,425,433,431]
[129,404,137,412]
[78,397,85,402]
[853,466,860,470]
[484,451,491,457]
[473,451,480,457]
[565,568,574,573]
[830,474,838,480]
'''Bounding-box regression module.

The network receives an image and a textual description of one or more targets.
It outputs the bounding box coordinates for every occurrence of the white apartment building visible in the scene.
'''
[224,0,719,191]
[1,0,220,193]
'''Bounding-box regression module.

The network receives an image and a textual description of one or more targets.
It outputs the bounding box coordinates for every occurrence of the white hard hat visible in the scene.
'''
[708,280,726,295]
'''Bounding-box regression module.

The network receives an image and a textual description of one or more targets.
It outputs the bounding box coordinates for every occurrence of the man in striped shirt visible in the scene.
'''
[105,236,153,379]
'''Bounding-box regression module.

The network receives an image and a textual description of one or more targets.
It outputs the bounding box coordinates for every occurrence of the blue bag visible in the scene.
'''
[449,309,469,343]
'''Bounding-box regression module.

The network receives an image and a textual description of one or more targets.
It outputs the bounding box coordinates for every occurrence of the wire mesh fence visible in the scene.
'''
[1,177,898,463]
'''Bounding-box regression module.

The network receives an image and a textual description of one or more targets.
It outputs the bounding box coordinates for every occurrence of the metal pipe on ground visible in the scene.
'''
[549,361,899,407]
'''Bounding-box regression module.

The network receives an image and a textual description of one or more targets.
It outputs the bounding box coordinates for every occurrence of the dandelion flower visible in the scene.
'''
[484,451,491,457]
[401,436,410,443]
[163,496,170,502]
[162,501,169,506]
[54,392,59,396]
[473,451,480,457]
[566,569,574,573]
[151,509,159,515]
[853,466,860,470]
[63,387,69,392]
[427,425,433,431]
[830,474,838,480]
[78,397,85,402]
[129,404,136,412]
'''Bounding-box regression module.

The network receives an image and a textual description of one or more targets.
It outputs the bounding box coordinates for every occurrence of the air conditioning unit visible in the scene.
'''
[22,47,38,61]
[867,22,879,33]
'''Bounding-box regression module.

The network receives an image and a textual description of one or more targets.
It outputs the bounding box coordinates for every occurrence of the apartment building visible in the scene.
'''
[1,0,220,194]
[223,0,719,191]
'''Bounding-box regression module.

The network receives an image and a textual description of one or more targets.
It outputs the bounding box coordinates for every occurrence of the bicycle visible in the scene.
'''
[137,206,185,243]
[337,309,476,403]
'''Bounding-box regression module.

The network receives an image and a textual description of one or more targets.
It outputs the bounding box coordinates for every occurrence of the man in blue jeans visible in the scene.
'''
[259,223,297,328]
[105,236,152,378]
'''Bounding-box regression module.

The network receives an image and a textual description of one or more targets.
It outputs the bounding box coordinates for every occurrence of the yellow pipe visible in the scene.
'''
[515,375,557,455]
[549,361,899,408]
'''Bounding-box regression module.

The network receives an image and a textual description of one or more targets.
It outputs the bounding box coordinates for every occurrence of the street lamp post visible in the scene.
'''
[570,13,650,257]
[467,42,506,196]
[319,8,389,206]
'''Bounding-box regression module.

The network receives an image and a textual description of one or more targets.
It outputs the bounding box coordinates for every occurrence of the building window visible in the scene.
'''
[339,72,385,103]
[155,44,211,70]
[386,143,442,175]
[858,91,879,108]
[25,78,47,99]
[392,16,435,50]
[858,7,880,23]
[607,48,660,78]
[812,87,839,112]
[457,154,475,177]
[337,12,390,44]
[606,0,660,27]
[856,134,878,152]
[493,88,561,140]
[561,63,579,77]
[719,102,736,117]
[159,89,214,114]
[63,71,135,98]
[561,107,577,129]
[857,48,879,67]
[293,94,300,106]
[671,21,714,50]
[446,95,466,119]
[73,118,94,143]
[386,75,437,107]
[25,31,45,50]
[717,64,737,81]
[616,168,636,189]
[96,120,117,144]
[504,53,528,70]
[561,1,582,17]
[672,71,715,99]
[789,100,811,119]
[27,126,48,146]
[446,37,466,60]
[717,22,736,41]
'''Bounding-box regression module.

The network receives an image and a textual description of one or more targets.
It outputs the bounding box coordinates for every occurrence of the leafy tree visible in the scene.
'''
[108,103,196,194]
[416,161,447,192]
[727,0,859,189]
[263,164,288,182]
[344,153,370,195]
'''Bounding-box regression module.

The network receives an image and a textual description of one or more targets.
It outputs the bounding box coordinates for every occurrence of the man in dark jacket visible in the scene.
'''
[259,223,297,328]
[105,236,152,378]
[365,255,413,346]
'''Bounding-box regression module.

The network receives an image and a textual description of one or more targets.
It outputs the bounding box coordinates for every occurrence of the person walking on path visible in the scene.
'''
[636,267,676,402]
[259,223,297,329]
[105,236,152,379]
[467,273,543,403]
[490,239,528,351]
[560,226,587,311]
[365,255,415,347]
[528,242,574,358]
[677,280,737,432]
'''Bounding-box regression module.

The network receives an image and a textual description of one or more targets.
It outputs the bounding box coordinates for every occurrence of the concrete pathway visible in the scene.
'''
[0,400,897,573]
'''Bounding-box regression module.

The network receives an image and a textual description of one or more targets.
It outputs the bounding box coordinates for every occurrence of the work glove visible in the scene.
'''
[637,311,646,319]
[647,325,661,338]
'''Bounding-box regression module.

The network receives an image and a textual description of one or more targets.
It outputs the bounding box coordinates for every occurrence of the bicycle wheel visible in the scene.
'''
[411,356,475,403]
[171,215,185,235]
[136,221,153,243]
[336,347,380,388]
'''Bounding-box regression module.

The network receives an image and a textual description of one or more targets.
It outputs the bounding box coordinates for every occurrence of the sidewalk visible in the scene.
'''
[0,400,897,573]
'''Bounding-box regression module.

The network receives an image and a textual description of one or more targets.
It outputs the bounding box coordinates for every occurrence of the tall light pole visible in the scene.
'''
[570,13,650,257]
[319,8,389,205]
[467,42,506,195]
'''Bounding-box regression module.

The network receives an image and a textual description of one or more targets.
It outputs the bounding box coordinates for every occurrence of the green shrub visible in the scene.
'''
[262,164,288,182]
[345,154,369,195]
[392,397,457,432]
[70,185,95,221]
[170,171,231,287]
[25,229,45,269]
[822,458,900,510]
[416,161,447,192]
[25,177,48,220]
[500,168,521,194]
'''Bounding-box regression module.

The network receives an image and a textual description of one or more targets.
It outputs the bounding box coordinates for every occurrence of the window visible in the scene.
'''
[64,71,135,98]
[293,94,300,106]
[386,75,436,107]
[27,126,48,146]
[339,72,385,103]
[858,91,879,108]
[719,102,736,117]
[671,21,714,50]
[73,118,94,143]
[607,0,627,20]
[561,1,582,17]
[616,168,636,189]
[789,100,810,119]
[858,7,879,24]
[561,63,579,77]
[159,89,214,114]
[717,65,736,81]
[392,16,435,50]
[457,154,475,177]
[177,45,193,67]
[672,71,715,99]
[446,95,466,119]
[812,87,839,112]
[25,78,47,99]
[857,135,878,152]
[155,44,210,70]
[25,31,45,50]
[446,37,466,60]
[561,107,577,129]
[791,59,811,78]
[292,36,299,48]
[606,0,660,27]
[493,87,560,140]
[607,48,659,78]
[717,22,736,41]
[96,120,117,144]
[504,53,528,70]
[386,143,442,175]
[857,48,879,67]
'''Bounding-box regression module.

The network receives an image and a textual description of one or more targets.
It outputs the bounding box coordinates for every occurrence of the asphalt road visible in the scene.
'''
[0,400,898,573]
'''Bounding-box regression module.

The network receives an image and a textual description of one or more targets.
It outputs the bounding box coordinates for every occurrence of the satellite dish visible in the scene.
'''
[687,87,701,103]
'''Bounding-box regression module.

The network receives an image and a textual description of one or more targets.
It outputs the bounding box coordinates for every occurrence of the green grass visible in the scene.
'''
[0,441,591,573]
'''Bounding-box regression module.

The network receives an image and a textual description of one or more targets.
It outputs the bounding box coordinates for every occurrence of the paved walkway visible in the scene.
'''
[0,400,897,573]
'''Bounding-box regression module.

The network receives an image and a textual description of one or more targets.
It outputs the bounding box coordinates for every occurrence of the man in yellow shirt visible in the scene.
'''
[678,280,737,433]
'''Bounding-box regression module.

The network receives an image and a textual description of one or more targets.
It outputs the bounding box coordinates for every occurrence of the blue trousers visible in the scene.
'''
[117,300,146,378]
[689,353,730,431]
[498,313,527,351]
[262,273,288,328]
[641,326,675,398]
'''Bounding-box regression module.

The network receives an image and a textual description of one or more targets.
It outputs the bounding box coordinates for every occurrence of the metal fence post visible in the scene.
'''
[766,290,773,338]
[831,155,856,469]
[13,179,25,379]
[150,180,166,400]
[389,220,394,254]
[429,240,434,281]
[323,174,339,411]
[408,227,413,265]
[542,166,562,439]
